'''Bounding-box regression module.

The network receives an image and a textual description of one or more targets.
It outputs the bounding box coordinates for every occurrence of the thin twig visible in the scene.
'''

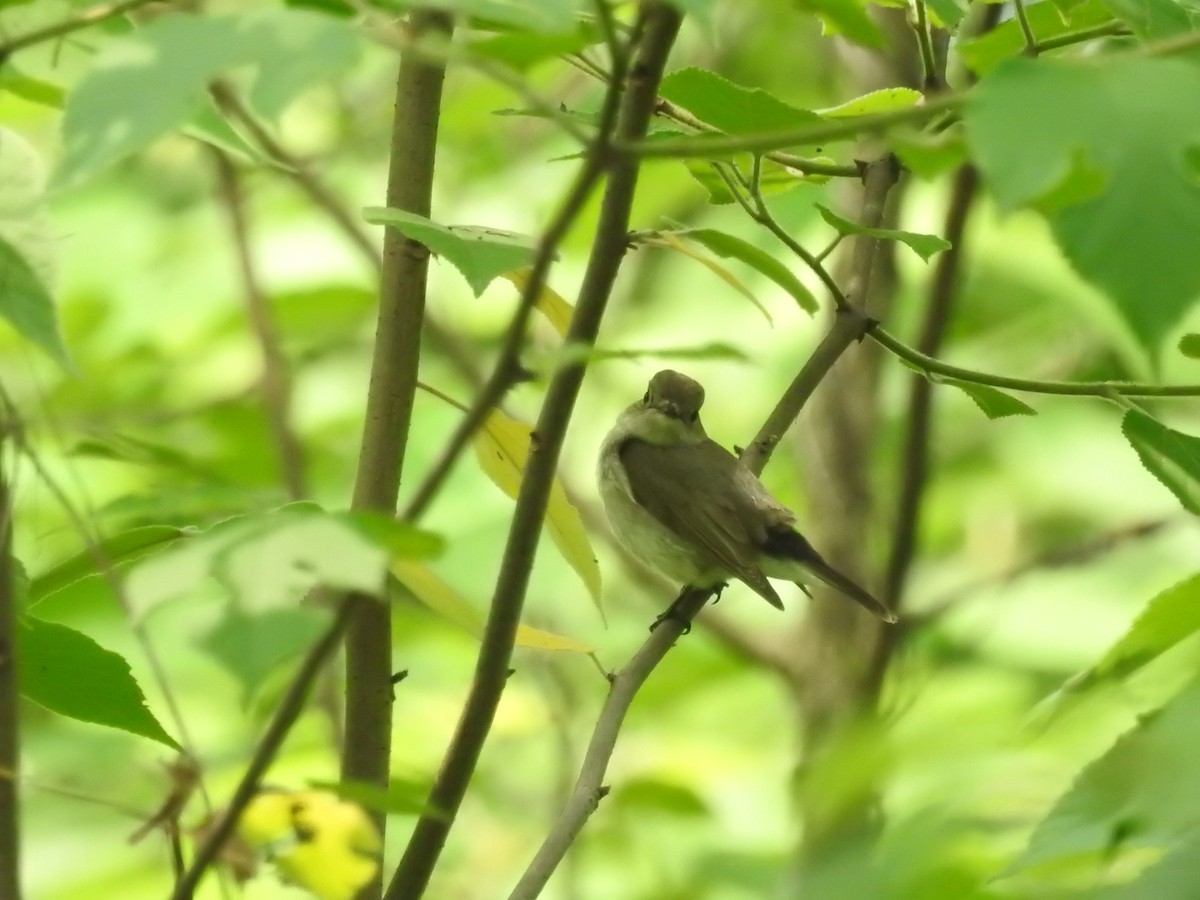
[912,0,940,91]
[386,7,683,898]
[1037,20,1131,52]
[211,151,308,501]
[623,92,963,159]
[0,0,161,59]
[867,164,979,697]
[342,14,454,893]
[0,422,19,900]
[870,327,1200,397]
[1012,0,1039,55]
[169,603,354,900]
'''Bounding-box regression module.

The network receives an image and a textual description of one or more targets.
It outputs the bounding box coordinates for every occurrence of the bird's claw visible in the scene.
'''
[650,603,691,635]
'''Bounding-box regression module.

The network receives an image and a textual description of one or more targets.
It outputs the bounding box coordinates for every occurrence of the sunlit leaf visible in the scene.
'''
[1121,410,1200,515]
[363,207,537,296]
[502,268,574,336]
[945,381,1037,419]
[473,410,603,616]
[0,66,64,108]
[125,507,441,620]
[659,68,823,138]
[391,560,593,653]
[1012,678,1200,873]
[817,87,923,118]
[816,204,950,262]
[890,129,967,180]
[680,227,818,314]
[19,616,179,749]
[958,0,1117,75]
[387,0,584,31]
[802,0,884,46]
[56,9,360,188]
[468,23,599,70]
[29,525,186,606]
[1093,572,1200,682]
[966,57,1200,354]
[238,788,380,900]
[640,232,774,325]
[683,157,820,205]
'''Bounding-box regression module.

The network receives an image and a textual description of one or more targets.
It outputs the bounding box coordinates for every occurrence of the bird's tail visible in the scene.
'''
[761,528,898,623]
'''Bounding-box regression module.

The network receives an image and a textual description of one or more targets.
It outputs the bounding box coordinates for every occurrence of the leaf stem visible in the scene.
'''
[870,326,1200,396]
[1036,20,1131,52]
[1012,0,1040,55]
[622,92,963,159]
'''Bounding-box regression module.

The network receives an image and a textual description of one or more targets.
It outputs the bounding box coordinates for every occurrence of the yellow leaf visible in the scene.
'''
[238,789,380,900]
[647,233,773,325]
[392,560,593,654]
[503,267,574,337]
[473,410,604,619]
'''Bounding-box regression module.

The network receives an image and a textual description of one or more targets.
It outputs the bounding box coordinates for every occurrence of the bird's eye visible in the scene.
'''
[642,392,650,405]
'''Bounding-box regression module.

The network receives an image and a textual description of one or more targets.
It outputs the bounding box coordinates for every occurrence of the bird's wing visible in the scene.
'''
[620,438,784,608]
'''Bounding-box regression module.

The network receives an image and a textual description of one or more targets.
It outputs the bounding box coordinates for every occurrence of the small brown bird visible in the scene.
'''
[598,369,897,622]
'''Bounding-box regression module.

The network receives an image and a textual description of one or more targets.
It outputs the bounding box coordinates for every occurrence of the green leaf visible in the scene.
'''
[1121,410,1200,514]
[817,87,923,118]
[890,129,967,180]
[967,57,1200,354]
[362,207,537,296]
[391,560,594,652]
[56,9,359,188]
[659,68,824,138]
[958,0,1118,75]
[198,606,330,705]
[610,777,711,818]
[640,232,774,324]
[543,341,748,368]
[1179,333,1200,358]
[124,507,442,620]
[29,525,186,606]
[1092,572,1200,683]
[386,0,583,31]
[468,23,599,70]
[945,380,1037,419]
[815,203,950,262]
[309,778,443,818]
[1104,0,1200,43]
[0,66,64,108]
[19,616,179,749]
[1096,834,1200,899]
[0,236,69,367]
[684,157,818,205]
[680,228,819,314]
[1011,678,1200,873]
[800,0,884,46]
[473,411,603,617]
[923,0,967,26]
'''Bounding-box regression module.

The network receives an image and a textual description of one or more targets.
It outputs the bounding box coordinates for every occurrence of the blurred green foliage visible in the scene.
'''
[1,0,1199,898]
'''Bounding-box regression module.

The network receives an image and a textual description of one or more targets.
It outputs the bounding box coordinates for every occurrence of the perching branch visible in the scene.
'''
[508,155,903,900]
[0,424,19,900]
[211,151,308,501]
[342,13,453,895]
[385,6,684,898]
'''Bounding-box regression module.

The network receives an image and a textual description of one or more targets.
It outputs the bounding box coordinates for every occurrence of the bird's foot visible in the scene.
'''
[711,582,729,604]
[650,604,691,634]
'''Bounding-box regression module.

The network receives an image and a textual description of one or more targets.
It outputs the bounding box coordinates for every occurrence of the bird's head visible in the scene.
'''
[618,369,707,445]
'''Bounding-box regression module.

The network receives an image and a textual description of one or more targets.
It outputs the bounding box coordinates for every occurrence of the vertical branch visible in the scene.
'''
[211,151,308,501]
[384,5,684,898]
[866,164,979,695]
[0,428,19,899]
[343,9,452,890]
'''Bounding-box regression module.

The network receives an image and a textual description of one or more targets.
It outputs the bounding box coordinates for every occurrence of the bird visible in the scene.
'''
[598,369,897,623]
